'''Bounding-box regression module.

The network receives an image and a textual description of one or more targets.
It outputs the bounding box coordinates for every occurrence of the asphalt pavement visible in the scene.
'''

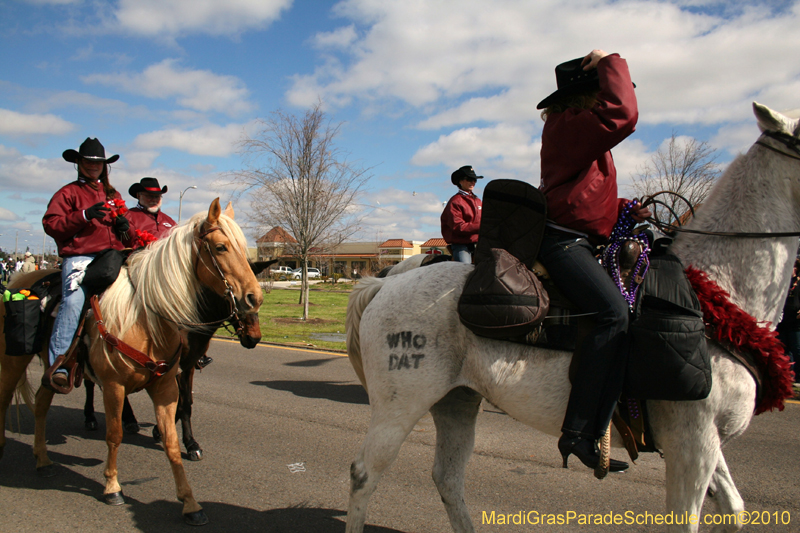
[0,340,798,532]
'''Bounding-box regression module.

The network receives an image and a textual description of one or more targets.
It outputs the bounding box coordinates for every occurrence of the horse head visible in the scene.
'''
[194,199,264,327]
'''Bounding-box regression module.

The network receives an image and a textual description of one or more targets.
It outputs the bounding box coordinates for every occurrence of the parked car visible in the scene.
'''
[291,267,321,280]
[270,265,294,280]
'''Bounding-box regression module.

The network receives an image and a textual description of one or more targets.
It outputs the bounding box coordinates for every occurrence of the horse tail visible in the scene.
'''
[346,277,386,393]
[16,368,35,411]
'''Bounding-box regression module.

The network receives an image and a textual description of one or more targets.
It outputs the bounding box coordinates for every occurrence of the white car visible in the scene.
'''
[291,267,321,280]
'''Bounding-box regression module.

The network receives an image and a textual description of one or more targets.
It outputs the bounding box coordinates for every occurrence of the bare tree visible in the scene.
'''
[235,102,371,319]
[631,133,721,225]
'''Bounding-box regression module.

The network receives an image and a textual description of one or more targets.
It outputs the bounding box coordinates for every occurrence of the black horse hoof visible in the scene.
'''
[36,464,58,478]
[85,417,98,431]
[152,426,162,444]
[183,510,209,526]
[123,421,140,435]
[104,491,125,506]
[188,448,203,462]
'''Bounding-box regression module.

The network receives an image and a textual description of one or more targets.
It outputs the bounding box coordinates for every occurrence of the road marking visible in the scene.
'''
[211,337,348,356]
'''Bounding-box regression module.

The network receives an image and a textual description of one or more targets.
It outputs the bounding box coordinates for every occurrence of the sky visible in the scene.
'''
[1,0,799,257]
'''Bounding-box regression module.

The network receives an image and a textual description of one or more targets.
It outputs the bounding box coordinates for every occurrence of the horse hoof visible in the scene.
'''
[152,427,162,444]
[183,510,209,526]
[104,491,125,506]
[85,418,98,431]
[36,464,58,478]
[123,421,140,435]
[188,448,203,462]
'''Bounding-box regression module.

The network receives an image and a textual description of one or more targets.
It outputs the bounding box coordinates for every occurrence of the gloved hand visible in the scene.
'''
[114,215,130,234]
[85,202,109,221]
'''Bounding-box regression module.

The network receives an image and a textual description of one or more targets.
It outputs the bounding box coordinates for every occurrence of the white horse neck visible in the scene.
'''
[671,144,800,325]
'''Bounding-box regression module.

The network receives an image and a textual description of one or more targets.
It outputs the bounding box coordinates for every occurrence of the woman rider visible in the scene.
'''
[537,50,651,472]
[43,138,133,388]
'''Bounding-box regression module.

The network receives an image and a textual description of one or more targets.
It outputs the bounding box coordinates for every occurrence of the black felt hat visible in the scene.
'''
[450,166,483,186]
[536,57,601,110]
[62,137,119,164]
[129,177,168,198]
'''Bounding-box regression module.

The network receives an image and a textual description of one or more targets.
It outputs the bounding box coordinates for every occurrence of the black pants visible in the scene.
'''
[538,231,629,440]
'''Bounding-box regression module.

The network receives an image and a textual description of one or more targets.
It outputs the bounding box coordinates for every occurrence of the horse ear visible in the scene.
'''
[207,198,221,225]
[224,201,235,219]
[753,102,792,133]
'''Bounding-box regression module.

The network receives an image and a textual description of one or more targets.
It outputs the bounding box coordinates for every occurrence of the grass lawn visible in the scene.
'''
[217,286,352,352]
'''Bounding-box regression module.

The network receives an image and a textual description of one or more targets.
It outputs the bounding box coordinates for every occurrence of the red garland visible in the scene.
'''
[685,266,795,414]
[133,229,158,249]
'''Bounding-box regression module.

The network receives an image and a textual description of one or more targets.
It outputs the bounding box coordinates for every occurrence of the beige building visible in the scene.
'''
[255,227,445,277]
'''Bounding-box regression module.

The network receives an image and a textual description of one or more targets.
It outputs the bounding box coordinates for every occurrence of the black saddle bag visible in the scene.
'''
[3,272,62,356]
[458,180,549,339]
[82,249,129,296]
[625,248,711,401]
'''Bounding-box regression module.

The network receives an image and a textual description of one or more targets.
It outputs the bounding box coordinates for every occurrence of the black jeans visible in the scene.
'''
[538,230,629,440]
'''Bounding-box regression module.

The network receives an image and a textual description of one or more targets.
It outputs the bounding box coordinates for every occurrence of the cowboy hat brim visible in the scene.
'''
[129,183,168,197]
[63,149,120,164]
[536,79,601,110]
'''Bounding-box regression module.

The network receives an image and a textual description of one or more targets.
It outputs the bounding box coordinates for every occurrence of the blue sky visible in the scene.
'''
[1,0,799,256]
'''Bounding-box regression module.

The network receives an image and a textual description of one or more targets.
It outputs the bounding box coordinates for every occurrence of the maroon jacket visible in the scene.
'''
[539,54,637,241]
[127,205,177,240]
[43,180,134,257]
[441,190,482,245]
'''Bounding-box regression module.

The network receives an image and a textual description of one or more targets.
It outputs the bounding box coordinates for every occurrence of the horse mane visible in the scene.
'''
[100,211,248,357]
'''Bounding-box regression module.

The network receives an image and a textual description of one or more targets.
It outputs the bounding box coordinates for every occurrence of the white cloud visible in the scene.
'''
[411,124,540,173]
[82,59,254,116]
[114,0,292,37]
[0,109,75,136]
[0,145,69,194]
[0,207,20,222]
[133,122,254,157]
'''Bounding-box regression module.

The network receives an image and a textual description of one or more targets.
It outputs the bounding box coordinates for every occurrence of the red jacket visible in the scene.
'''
[441,190,482,245]
[539,54,637,241]
[43,180,134,257]
[127,206,177,240]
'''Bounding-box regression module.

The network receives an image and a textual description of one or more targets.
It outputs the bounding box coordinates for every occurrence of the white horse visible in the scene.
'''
[344,102,799,533]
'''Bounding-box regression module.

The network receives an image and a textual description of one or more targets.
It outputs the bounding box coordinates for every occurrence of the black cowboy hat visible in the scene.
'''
[62,137,119,164]
[129,177,168,198]
[451,165,483,186]
[536,57,601,110]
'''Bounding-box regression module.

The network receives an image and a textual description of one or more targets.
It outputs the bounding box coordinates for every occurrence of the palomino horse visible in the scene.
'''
[0,199,262,525]
[83,260,275,461]
[344,103,798,533]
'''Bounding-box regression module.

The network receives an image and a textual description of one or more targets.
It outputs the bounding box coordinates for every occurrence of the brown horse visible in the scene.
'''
[0,198,262,525]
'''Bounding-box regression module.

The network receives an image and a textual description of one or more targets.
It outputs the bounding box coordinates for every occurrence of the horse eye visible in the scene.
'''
[215,243,228,252]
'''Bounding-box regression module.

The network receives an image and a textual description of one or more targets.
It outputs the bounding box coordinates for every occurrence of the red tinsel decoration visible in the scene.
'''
[685,266,795,414]
[133,229,158,249]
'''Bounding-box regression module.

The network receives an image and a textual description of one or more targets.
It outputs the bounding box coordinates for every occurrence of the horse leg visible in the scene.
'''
[177,367,202,461]
[32,382,58,476]
[83,379,98,431]
[121,396,139,434]
[346,400,435,533]
[100,380,126,505]
[149,376,208,525]
[430,387,483,533]
[706,452,745,533]
[0,354,35,461]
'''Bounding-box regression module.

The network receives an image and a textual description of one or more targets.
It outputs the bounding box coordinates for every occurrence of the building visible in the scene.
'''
[254,227,433,276]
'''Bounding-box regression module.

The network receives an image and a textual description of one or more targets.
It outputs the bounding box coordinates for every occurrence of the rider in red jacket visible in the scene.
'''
[441,166,483,263]
[43,138,133,389]
[537,51,651,474]
[126,177,177,241]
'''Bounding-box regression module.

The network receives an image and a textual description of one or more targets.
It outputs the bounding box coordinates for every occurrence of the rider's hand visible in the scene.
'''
[114,215,130,234]
[84,202,109,221]
[582,49,609,71]
[631,204,652,223]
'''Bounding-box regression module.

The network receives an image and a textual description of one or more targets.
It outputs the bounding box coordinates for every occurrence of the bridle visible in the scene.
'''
[643,130,800,239]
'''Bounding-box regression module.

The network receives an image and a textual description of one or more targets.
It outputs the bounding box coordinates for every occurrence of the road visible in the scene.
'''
[1,339,798,532]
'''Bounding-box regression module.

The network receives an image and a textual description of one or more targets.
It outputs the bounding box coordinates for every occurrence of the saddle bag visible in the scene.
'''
[82,248,129,296]
[2,272,61,356]
[458,248,550,339]
[625,247,711,401]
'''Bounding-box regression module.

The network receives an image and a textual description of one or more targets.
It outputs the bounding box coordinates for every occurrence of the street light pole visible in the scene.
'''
[178,185,198,224]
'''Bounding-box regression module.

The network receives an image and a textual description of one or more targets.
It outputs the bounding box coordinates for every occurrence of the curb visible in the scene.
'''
[211,334,347,354]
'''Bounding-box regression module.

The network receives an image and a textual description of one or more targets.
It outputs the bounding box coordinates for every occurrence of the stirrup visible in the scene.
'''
[41,354,83,395]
